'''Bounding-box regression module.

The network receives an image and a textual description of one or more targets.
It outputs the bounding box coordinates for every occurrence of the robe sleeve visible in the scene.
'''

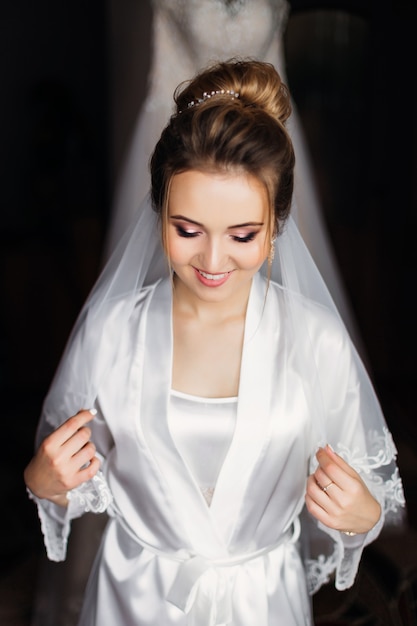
[28,292,148,562]
[29,384,115,561]
[27,457,112,562]
[304,309,405,593]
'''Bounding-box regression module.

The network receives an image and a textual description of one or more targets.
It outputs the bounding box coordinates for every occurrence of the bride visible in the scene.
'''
[26,58,404,626]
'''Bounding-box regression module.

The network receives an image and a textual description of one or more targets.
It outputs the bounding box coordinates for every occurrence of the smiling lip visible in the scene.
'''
[193,267,233,287]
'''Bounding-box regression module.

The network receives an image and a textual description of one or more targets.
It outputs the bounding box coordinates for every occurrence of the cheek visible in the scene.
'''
[167,236,193,266]
[237,241,269,270]
[167,240,181,265]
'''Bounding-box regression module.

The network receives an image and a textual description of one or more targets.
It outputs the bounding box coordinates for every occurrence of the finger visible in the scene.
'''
[69,440,97,472]
[62,426,94,459]
[55,445,100,489]
[54,455,101,493]
[306,475,339,513]
[319,445,358,477]
[37,410,96,483]
[314,467,335,491]
[53,409,97,447]
[44,424,93,467]
[305,492,340,530]
[73,455,101,485]
[316,447,359,491]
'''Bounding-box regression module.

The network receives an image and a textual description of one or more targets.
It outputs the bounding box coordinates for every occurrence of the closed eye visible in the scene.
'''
[175,225,200,238]
[232,232,257,243]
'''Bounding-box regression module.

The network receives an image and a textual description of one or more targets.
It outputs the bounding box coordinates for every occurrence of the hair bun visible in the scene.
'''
[233,60,292,126]
[175,58,292,127]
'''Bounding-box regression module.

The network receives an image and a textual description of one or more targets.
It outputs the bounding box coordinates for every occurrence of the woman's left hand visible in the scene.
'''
[305,444,381,535]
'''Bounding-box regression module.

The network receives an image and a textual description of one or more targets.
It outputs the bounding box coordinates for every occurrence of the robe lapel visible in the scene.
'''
[210,274,276,542]
[139,279,228,557]
[139,275,277,552]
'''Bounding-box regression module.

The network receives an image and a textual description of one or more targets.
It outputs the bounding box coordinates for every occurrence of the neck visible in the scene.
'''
[172,275,253,323]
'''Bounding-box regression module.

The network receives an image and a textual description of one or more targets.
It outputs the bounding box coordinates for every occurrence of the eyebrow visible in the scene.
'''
[169,214,264,229]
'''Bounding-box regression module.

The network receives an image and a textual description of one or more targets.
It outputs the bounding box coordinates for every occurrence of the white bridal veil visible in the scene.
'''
[38,190,404,534]
[29,175,406,612]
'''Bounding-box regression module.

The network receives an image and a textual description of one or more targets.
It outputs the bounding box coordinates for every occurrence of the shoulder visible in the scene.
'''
[268,276,341,323]
[267,279,360,403]
[70,278,170,363]
[93,277,167,325]
[266,276,351,356]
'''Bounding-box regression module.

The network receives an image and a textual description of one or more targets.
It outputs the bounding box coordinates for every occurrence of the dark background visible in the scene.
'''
[0,1,416,624]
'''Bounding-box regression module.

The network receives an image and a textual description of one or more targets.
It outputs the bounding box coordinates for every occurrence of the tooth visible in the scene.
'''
[200,270,226,280]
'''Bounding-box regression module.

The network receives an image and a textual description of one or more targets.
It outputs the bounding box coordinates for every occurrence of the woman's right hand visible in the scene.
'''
[24,409,100,508]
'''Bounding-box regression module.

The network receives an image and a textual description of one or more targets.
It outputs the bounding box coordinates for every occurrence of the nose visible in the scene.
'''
[199,236,227,272]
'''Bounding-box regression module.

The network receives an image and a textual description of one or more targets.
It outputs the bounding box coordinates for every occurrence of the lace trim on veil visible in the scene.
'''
[306,428,405,594]
[337,427,405,520]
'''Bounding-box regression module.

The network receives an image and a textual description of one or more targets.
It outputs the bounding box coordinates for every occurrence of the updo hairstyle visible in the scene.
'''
[150,59,295,241]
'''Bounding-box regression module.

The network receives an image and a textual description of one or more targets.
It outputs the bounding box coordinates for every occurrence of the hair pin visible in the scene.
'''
[180,89,240,113]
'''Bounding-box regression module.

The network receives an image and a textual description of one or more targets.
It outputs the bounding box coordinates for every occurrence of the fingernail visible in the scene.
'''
[326,443,335,453]
[89,408,97,415]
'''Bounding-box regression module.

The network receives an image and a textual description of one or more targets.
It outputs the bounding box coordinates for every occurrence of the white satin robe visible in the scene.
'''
[35,273,403,626]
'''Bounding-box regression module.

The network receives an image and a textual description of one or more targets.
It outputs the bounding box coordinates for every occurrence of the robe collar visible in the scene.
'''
[139,272,277,555]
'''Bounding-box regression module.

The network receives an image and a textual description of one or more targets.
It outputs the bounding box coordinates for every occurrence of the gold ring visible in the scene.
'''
[322,481,334,493]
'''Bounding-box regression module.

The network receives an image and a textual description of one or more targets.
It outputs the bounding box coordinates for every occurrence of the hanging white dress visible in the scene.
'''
[104,0,359,340]
[31,269,405,626]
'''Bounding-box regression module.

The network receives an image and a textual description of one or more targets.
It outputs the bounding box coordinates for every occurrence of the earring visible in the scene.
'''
[268,238,276,264]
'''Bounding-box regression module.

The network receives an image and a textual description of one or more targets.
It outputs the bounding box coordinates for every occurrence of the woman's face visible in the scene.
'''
[167,169,270,306]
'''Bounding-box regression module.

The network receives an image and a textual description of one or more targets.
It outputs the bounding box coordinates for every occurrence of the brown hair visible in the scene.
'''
[150,59,295,247]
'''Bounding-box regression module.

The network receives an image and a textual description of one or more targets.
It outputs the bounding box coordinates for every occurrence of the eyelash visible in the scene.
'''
[175,226,257,243]
[232,232,257,243]
[175,226,199,238]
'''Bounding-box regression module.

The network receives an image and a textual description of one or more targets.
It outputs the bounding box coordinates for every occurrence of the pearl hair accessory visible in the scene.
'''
[180,89,240,113]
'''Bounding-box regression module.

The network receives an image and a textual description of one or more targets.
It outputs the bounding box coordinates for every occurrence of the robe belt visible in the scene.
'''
[112,509,300,626]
